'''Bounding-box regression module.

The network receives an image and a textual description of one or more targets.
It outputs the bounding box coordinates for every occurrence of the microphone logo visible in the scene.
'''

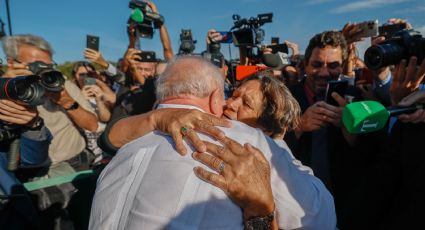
[360,120,379,132]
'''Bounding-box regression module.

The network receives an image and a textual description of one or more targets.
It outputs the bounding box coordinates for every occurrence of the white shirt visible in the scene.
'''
[89,104,336,230]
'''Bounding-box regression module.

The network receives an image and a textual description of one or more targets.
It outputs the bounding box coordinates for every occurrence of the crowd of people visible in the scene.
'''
[1,1,425,230]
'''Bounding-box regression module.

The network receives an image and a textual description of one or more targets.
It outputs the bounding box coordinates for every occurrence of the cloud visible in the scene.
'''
[332,0,411,14]
[395,5,425,14]
[304,0,335,5]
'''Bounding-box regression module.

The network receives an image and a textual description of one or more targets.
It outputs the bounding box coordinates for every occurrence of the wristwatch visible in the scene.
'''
[64,101,79,111]
[244,210,275,230]
[28,117,44,130]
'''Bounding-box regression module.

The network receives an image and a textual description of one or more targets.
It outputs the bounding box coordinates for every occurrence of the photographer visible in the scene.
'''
[109,48,157,121]
[204,29,232,98]
[72,61,116,163]
[145,1,173,60]
[121,1,173,74]
[2,34,99,173]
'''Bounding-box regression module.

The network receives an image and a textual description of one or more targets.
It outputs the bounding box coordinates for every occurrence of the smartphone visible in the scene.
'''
[137,51,157,62]
[84,77,97,86]
[325,80,348,106]
[271,37,279,45]
[353,20,379,40]
[217,31,233,43]
[379,23,407,38]
[86,35,100,51]
[267,43,289,54]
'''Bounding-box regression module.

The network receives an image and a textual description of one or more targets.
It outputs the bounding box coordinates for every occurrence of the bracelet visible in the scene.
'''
[244,207,276,230]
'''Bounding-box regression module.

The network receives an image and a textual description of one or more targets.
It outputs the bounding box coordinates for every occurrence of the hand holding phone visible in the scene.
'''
[86,35,100,51]
[343,20,378,43]
[325,80,348,106]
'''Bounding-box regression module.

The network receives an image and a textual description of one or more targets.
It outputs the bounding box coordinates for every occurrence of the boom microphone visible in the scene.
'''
[342,100,425,134]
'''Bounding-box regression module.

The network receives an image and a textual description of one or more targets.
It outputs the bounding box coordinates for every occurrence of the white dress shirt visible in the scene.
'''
[89,104,336,230]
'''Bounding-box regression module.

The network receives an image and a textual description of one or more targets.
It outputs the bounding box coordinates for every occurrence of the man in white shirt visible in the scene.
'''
[89,56,336,230]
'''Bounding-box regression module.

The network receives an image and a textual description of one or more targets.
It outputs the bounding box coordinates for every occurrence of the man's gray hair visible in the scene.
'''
[2,34,53,59]
[155,56,225,101]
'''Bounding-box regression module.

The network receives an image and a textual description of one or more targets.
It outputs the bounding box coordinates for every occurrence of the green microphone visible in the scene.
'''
[342,100,425,134]
[130,8,144,23]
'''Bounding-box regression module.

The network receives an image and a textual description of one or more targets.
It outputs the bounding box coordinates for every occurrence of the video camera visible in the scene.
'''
[178,29,197,55]
[364,29,425,70]
[0,61,65,106]
[231,13,273,48]
[128,0,164,39]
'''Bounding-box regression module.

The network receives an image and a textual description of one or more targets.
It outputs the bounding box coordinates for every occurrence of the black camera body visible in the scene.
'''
[178,29,196,55]
[27,61,65,92]
[231,13,273,48]
[128,0,164,39]
[364,29,425,70]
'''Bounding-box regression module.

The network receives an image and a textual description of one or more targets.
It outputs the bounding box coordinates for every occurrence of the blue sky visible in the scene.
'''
[1,0,424,64]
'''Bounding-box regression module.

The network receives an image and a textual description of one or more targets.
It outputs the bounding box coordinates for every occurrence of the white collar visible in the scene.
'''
[156,103,205,112]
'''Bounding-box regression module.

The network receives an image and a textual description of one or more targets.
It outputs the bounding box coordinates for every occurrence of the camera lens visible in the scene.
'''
[365,43,405,70]
[40,70,65,92]
[0,75,46,106]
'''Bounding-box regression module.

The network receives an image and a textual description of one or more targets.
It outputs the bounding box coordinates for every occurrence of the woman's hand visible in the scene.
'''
[390,57,425,105]
[192,136,275,220]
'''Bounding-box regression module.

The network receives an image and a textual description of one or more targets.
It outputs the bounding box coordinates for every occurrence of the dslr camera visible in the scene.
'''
[231,13,273,48]
[178,29,197,55]
[364,29,425,70]
[128,0,165,39]
[0,61,65,106]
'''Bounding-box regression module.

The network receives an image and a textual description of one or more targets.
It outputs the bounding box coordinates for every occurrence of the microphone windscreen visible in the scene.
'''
[342,100,389,134]
[262,54,281,68]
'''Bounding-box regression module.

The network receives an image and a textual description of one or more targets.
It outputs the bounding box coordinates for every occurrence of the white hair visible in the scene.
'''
[2,34,53,59]
[155,56,224,101]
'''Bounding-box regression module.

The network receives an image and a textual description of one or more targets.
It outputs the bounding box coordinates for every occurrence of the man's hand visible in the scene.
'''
[342,22,365,44]
[0,99,38,125]
[46,88,76,109]
[145,0,159,13]
[84,48,108,68]
[284,40,299,56]
[387,18,412,29]
[193,137,275,220]
[206,29,223,45]
[153,108,231,155]
[297,93,346,135]
[95,79,116,106]
[390,57,425,105]
[4,62,33,78]
[397,91,425,123]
